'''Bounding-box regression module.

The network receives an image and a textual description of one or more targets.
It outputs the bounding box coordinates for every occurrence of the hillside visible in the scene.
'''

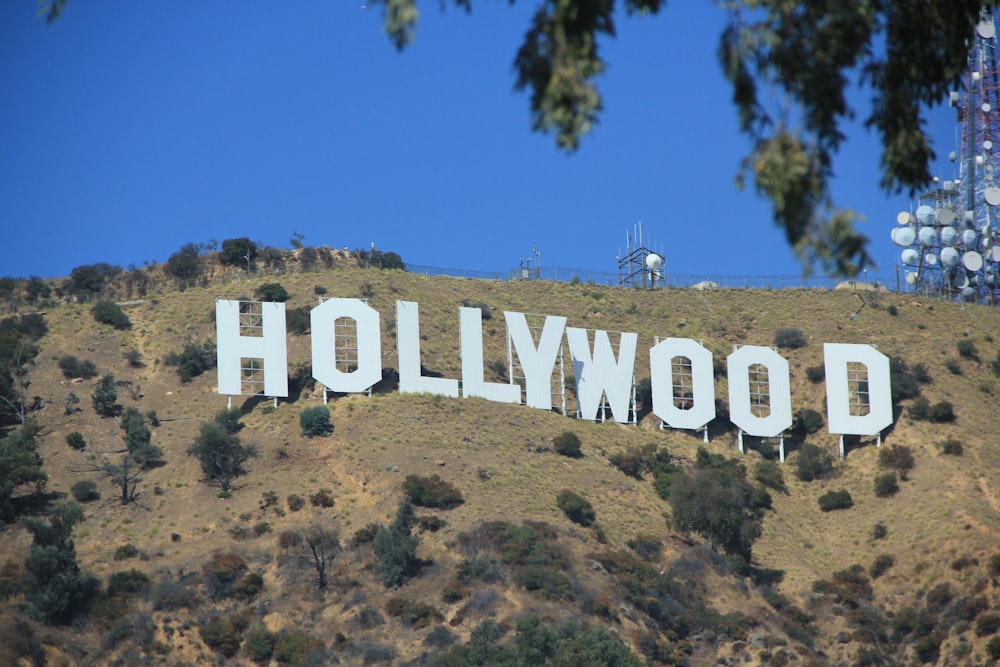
[2,261,1000,666]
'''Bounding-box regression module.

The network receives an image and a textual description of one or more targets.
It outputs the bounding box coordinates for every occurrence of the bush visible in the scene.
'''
[907,396,931,420]
[556,489,596,526]
[988,637,1000,661]
[946,358,963,375]
[123,349,144,368]
[879,445,914,479]
[71,480,100,502]
[627,534,663,561]
[929,401,955,423]
[286,306,311,335]
[189,420,252,491]
[92,301,131,330]
[58,355,97,379]
[912,363,932,383]
[92,374,119,417]
[794,408,824,435]
[818,490,854,512]
[871,522,888,540]
[869,554,894,579]
[774,328,807,348]
[753,460,788,493]
[287,494,305,512]
[976,614,1000,637]
[220,237,257,267]
[373,499,420,589]
[873,473,899,497]
[957,338,978,359]
[299,406,333,437]
[309,489,335,508]
[163,243,202,281]
[940,437,964,456]
[805,365,825,383]
[553,431,583,458]
[244,623,276,663]
[66,431,86,450]
[114,543,139,561]
[403,474,464,509]
[200,616,242,657]
[164,342,216,383]
[887,304,898,316]
[795,443,833,482]
[254,282,289,302]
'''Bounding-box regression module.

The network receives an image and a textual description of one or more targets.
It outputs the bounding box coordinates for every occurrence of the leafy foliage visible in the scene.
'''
[65,431,86,450]
[299,405,333,437]
[254,282,289,302]
[373,499,420,589]
[120,406,163,468]
[753,460,787,493]
[890,356,922,403]
[667,447,770,563]
[552,430,582,458]
[91,301,131,330]
[555,489,596,526]
[58,355,97,379]
[774,327,807,349]
[68,262,121,294]
[0,421,47,522]
[163,243,202,280]
[189,413,252,491]
[794,443,834,482]
[163,341,216,383]
[92,374,120,417]
[818,490,854,512]
[402,474,464,509]
[220,237,258,267]
[878,445,915,480]
[873,473,899,498]
[70,480,100,502]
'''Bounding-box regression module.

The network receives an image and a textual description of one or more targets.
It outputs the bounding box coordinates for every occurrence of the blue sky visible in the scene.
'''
[1,2,958,282]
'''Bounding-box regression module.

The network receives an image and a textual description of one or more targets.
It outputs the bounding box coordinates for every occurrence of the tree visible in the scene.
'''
[667,447,769,567]
[302,525,340,590]
[21,502,99,624]
[0,421,47,522]
[91,301,131,330]
[92,374,119,417]
[254,282,290,302]
[354,0,994,275]
[101,454,143,505]
[300,406,334,437]
[220,237,258,268]
[373,498,420,589]
[120,407,164,468]
[164,242,202,280]
[189,418,252,491]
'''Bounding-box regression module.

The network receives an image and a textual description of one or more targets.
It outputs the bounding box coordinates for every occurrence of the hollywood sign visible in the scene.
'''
[215,299,892,439]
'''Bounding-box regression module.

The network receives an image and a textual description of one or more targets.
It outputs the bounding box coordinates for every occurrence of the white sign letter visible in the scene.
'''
[216,300,288,397]
[566,327,638,424]
[504,311,567,410]
[649,338,716,430]
[311,298,381,393]
[824,343,892,435]
[396,300,459,397]
[727,346,791,437]
[460,307,520,404]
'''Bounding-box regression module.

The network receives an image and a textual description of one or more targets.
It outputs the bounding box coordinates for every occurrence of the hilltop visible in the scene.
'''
[2,256,1000,666]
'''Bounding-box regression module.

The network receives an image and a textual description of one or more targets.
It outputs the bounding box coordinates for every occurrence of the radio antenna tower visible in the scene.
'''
[617,220,665,288]
[893,7,1000,303]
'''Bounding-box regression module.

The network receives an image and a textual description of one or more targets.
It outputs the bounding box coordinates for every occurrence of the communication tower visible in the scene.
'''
[893,8,1000,302]
[618,221,666,288]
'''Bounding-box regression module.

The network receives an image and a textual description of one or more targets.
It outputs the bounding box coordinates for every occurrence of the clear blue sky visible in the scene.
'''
[1,2,957,281]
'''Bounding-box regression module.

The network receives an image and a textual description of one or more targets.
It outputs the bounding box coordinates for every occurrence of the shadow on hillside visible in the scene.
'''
[238,395,269,415]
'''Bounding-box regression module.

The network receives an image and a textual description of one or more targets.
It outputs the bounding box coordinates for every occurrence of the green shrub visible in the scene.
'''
[907,396,930,420]
[556,489,596,526]
[92,301,131,330]
[163,243,202,280]
[286,306,311,335]
[114,544,139,561]
[794,408,824,435]
[987,637,1000,661]
[107,568,150,596]
[254,282,289,302]
[123,349,144,368]
[886,304,898,316]
[374,499,420,589]
[273,631,322,665]
[58,355,97,379]
[871,522,888,540]
[287,494,305,512]
[805,365,825,383]
[314,285,327,295]
[385,597,444,628]
[66,431,86,450]
[869,554,894,579]
[220,237,257,267]
[200,616,242,657]
[957,338,978,359]
[988,554,1000,576]
[553,431,583,458]
[309,489,335,508]
[929,401,955,423]
[940,437,964,456]
[874,473,899,497]
[795,443,833,482]
[244,623,276,662]
[890,357,922,403]
[878,445,914,479]
[753,460,787,493]
[818,490,853,512]
[235,572,264,601]
[976,614,1000,637]
[92,374,119,417]
[71,480,99,502]
[403,474,464,509]
[774,328,807,348]
[299,406,333,437]
[945,358,963,375]
[627,533,663,561]
[912,363,932,383]
[163,342,216,383]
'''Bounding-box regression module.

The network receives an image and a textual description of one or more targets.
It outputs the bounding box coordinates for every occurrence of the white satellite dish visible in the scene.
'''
[963,286,977,300]
[986,140,994,151]
[905,271,917,285]
[954,272,970,289]
[892,226,916,246]
[940,227,958,245]
[964,228,978,246]
[980,20,997,38]
[974,71,983,82]
[924,253,939,266]
[938,207,956,224]
[916,205,936,225]
[941,247,960,267]
[985,103,994,113]
[985,186,1000,206]
[896,211,914,225]
[963,251,984,271]
[645,253,662,270]
[993,246,1000,262]
[918,226,937,245]
[901,248,919,266]
[987,272,998,286]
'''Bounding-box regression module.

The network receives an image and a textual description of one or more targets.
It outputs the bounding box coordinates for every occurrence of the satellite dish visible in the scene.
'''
[938,207,956,225]
[645,253,662,270]
[892,226,916,246]
[985,186,1000,206]
[993,246,1000,262]
[941,247,960,267]
[974,71,983,82]
[963,229,978,246]
[924,252,939,266]
[918,226,937,245]
[966,210,976,224]
[977,155,986,166]
[987,140,995,151]
[901,248,919,266]
[985,103,994,113]
[963,251,984,271]
[954,272,970,289]
[940,227,958,245]
[949,150,958,162]
[906,271,917,285]
[916,205,936,225]
[979,20,997,38]
[896,211,914,225]
[987,272,998,286]
[963,286,977,300]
